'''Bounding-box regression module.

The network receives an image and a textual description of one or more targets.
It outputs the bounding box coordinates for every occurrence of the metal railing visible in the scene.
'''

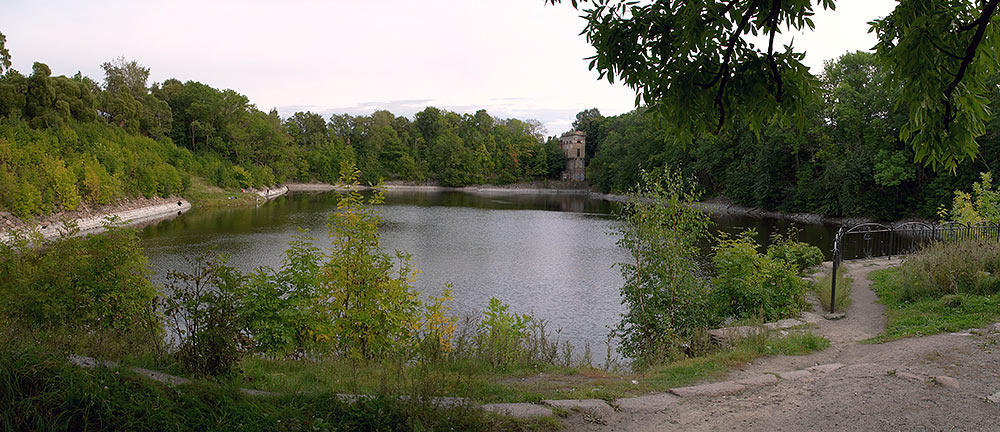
[829,220,1000,313]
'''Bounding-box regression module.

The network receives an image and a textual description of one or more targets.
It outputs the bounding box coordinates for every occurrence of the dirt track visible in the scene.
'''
[563,258,1000,431]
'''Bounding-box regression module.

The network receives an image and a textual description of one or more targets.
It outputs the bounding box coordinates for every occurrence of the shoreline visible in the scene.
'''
[0,197,191,242]
[286,181,874,226]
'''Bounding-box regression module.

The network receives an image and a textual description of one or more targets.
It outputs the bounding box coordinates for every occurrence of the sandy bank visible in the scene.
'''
[0,197,191,243]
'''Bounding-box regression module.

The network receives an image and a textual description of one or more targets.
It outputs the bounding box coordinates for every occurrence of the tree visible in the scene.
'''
[0,31,11,75]
[101,56,150,98]
[548,0,1000,170]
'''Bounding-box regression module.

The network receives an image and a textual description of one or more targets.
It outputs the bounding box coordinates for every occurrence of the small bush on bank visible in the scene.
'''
[766,228,824,273]
[712,231,808,322]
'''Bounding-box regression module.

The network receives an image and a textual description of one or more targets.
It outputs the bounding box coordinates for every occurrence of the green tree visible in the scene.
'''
[0,31,11,75]
[548,0,1000,170]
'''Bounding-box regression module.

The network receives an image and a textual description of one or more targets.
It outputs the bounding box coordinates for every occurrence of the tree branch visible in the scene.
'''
[942,0,999,130]
[766,0,784,103]
[711,0,764,132]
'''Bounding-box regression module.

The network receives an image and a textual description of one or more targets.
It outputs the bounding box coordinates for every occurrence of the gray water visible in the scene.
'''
[140,190,839,363]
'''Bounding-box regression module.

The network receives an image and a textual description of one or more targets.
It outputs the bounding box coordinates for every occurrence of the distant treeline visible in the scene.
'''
[582,51,1000,221]
[0,57,565,218]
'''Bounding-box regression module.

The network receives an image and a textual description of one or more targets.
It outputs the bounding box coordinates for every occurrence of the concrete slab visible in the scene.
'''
[481,403,553,418]
[778,370,812,380]
[670,381,746,397]
[807,363,845,374]
[895,372,925,382]
[736,374,779,387]
[933,376,960,389]
[799,311,824,324]
[542,399,615,418]
[615,393,680,413]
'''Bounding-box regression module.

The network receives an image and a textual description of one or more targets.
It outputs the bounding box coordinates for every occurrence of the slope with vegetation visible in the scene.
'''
[0,35,566,220]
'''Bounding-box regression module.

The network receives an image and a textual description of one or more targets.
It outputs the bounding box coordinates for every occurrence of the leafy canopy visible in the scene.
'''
[548,0,1000,170]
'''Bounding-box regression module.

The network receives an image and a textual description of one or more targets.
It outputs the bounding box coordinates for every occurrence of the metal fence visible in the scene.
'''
[828,220,1000,313]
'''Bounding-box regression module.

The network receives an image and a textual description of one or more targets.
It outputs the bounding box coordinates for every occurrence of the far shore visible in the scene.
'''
[286,181,874,226]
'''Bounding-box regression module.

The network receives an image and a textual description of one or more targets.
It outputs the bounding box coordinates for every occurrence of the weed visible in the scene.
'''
[813,266,853,312]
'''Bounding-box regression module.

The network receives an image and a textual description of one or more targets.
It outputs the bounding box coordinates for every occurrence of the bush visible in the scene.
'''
[162,253,246,377]
[0,225,160,337]
[766,228,824,273]
[712,231,808,322]
[612,168,716,363]
[473,297,531,369]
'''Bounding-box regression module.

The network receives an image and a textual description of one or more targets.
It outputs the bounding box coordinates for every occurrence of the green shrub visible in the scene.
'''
[473,297,531,369]
[766,228,824,273]
[162,253,246,377]
[612,168,716,363]
[712,231,808,322]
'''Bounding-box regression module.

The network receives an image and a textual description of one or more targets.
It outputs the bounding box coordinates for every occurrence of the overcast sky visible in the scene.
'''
[2,0,897,135]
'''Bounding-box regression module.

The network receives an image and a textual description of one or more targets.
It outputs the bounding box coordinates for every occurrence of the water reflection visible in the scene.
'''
[140,190,839,364]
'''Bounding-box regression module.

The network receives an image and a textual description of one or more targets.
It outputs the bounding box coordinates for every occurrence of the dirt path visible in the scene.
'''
[562,258,1000,431]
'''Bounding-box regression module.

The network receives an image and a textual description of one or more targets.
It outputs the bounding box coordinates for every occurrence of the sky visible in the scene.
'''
[2,0,898,135]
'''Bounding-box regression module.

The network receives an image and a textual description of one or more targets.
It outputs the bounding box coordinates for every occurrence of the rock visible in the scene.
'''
[933,376,960,389]
[824,312,846,320]
[764,319,806,330]
[615,393,679,413]
[807,363,845,374]
[131,367,190,386]
[670,381,746,397]
[542,399,614,418]
[481,403,553,418]
[799,311,825,324]
[778,370,812,380]
[708,326,765,344]
[987,392,1000,403]
[736,374,779,387]
[988,322,1000,333]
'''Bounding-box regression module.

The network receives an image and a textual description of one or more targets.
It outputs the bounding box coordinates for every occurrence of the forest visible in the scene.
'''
[0,55,566,218]
[1,49,998,221]
[583,51,1000,221]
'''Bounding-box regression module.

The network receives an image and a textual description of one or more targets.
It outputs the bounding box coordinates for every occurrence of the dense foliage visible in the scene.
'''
[586,51,1000,220]
[0,52,559,218]
[549,0,1000,170]
[613,168,812,363]
[0,224,159,338]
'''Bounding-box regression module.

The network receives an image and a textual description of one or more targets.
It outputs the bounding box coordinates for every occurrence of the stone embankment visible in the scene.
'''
[254,184,288,200]
[0,197,191,243]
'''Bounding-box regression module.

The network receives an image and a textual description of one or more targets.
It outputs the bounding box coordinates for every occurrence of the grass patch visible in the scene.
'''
[813,266,852,312]
[183,176,261,208]
[867,267,1000,343]
[240,332,829,403]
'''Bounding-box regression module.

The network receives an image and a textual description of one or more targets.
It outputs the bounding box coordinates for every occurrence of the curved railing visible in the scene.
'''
[828,220,1000,313]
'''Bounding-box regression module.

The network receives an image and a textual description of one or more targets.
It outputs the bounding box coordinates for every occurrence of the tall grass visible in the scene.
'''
[0,342,547,432]
[868,240,1000,342]
[891,240,1000,300]
[813,266,852,312]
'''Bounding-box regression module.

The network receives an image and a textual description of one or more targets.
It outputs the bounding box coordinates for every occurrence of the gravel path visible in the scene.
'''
[560,258,1000,431]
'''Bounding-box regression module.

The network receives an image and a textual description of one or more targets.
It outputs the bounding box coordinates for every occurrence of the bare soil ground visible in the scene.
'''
[563,258,1000,431]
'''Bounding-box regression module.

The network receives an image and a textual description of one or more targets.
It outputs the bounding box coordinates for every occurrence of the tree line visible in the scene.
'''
[583,51,1000,221]
[0,49,565,218]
